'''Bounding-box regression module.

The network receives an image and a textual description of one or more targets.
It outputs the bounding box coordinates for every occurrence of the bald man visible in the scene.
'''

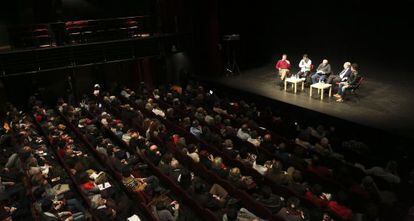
[311,59,331,84]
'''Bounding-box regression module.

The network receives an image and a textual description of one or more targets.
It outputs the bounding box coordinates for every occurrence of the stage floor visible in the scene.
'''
[208,64,414,139]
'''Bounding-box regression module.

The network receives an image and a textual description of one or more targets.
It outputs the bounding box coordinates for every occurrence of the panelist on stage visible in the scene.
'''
[275,54,291,84]
[327,62,352,85]
[334,63,361,102]
[311,59,331,84]
[297,54,312,78]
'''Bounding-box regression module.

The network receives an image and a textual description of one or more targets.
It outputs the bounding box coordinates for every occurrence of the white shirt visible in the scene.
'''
[299,59,312,72]
[339,68,350,79]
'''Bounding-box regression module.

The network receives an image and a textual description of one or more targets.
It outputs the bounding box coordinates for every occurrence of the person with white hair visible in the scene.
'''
[311,59,331,83]
[327,62,352,85]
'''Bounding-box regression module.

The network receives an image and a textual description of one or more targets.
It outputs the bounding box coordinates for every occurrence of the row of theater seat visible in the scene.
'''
[58,103,220,221]
[8,16,150,49]
[92,95,276,220]
[92,90,342,220]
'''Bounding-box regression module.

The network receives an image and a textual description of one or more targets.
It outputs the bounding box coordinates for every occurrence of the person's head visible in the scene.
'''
[261,186,273,199]
[282,54,287,60]
[121,167,132,177]
[193,181,205,194]
[311,184,323,196]
[264,134,272,142]
[150,144,158,152]
[78,172,90,184]
[241,124,249,132]
[155,202,167,211]
[170,158,179,168]
[192,120,199,128]
[292,170,303,183]
[41,199,54,212]
[303,54,308,60]
[386,161,398,174]
[230,167,241,176]
[161,153,173,164]
[286,197,300,209]
[322,59,328,65]
[351,63,359,72]
[213,156,223,167]
[343,62,351,69]
[320,137,329,147]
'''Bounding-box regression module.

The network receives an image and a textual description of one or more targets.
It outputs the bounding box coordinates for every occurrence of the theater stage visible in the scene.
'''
[205,63,414,139]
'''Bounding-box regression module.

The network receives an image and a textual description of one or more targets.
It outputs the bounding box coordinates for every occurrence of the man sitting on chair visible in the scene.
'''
[327,62,352,85]
[311,59,331,84]
[297,54,312,78]
[334,63,362,102]
[275,54,291,85]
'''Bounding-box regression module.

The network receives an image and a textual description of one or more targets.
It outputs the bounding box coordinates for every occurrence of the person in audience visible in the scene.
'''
[146,144,162,165]
[190,120,203,138]
[191,181,224,211]
[122,167,148,193]
[297,54,312,79]
[154,201,179,221]
[355,161,401,184]
[255,186,283,213]
[237,124,251,141]
[275,54,291,84]
[228,167,254,190]
[334,63,362,102]
[276,197,307,221]
[327,62,352,85]
[308,157,332,177]
[311,59,331,83]
[41,199,78,221]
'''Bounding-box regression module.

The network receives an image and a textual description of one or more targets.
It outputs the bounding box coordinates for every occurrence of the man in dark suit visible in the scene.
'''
[334,63,362,102]
[327,62,352,85]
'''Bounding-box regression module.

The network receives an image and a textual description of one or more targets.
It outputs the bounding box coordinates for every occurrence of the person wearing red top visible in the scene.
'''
[275,54,291,83]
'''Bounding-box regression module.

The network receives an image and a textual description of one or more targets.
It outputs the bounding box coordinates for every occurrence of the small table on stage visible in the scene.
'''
[284,77,306,94]
[310,82,332,100]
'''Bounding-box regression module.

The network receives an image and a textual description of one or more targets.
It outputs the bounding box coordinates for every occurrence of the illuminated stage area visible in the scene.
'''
[210,63,414,139]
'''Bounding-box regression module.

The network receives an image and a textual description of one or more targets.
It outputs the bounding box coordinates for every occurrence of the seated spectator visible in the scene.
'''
[152,104,165,118]
[327,192,353,220]
[355,161,401,184]
[304,184,329,208]
[228,167,255,190]
[41,199,80,221]
[314,137,333,156]
[255,186,283,213]
[122,167,148,193]
[146,145,162,165]
[307,157,332,177]
[154,201,179,221]
[237,124,251,141]
[190,120,203,138]
[276,197,308,221]
[247,130,261,147]
[288,170,307,196]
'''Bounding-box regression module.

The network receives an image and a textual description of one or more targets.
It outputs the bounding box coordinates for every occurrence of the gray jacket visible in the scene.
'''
[317,63,331,74]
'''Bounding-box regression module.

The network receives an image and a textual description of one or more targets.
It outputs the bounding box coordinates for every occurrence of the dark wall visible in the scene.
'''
[0,57,162,108]
[218,0,413,72]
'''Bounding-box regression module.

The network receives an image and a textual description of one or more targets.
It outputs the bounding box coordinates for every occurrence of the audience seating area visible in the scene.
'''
[7,16,152,49]
[1,81,413,221]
